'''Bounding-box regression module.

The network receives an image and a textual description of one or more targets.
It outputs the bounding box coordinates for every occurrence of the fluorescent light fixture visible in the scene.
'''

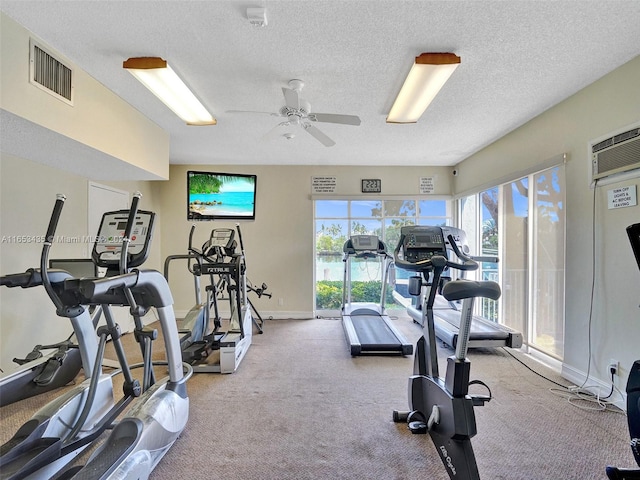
[123,57,216,126]
[387,52,461,124]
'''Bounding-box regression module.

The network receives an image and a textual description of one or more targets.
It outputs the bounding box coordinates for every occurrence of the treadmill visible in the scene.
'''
[341,235,413,356]
[403,226,523,349]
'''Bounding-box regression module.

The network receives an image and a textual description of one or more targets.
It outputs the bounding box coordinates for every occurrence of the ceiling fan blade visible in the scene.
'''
[262,121,291,142]
[308,113,361,126]
[303,123,335,147]
[282,87,300,110]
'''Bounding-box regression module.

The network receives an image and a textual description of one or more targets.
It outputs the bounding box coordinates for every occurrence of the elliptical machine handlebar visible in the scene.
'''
[235,222,245,254]
[120,192,142,275]
[40,194,81,318]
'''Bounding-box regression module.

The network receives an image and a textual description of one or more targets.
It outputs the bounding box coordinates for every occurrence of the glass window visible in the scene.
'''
[315,198,451,312]
[419,200,447,217]
[351,200,382,217]
[384,200,416,217]
[502,178,528,336]
[530,167,565,358]
[457,164,565,359]
[316,200,348,218]
[351,219,383,237]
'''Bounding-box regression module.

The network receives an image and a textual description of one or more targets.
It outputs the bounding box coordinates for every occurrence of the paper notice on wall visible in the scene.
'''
[312,176,337,193]
[607,185,637,209]
[419,177,435,194]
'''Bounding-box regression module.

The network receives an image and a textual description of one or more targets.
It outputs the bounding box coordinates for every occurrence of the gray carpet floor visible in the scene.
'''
[0,312,634,479]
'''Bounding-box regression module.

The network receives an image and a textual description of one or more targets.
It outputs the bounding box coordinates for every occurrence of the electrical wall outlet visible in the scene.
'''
[278,298,284,306]
[608,359,618,376]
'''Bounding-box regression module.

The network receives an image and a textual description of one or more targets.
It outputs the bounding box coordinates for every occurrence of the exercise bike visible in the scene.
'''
[606,222,640,480]
[392,225,499,480]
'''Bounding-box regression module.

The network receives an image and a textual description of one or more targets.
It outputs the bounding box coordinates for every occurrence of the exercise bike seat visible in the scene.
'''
[441,279,501,302]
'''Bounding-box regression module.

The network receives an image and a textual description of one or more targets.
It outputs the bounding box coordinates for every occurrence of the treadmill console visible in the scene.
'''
[399,226,447,263]
[344,235,385,255]
[92,210,155,270]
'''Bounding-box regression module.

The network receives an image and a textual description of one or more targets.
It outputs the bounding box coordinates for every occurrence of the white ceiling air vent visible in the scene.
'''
[590,123,640,184]
[29,39,74,105]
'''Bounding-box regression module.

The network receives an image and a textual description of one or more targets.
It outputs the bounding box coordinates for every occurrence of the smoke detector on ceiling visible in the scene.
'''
[247,7,268,27]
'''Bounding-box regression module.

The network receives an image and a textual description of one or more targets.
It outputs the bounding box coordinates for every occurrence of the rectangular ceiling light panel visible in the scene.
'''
[123,57,216,126]
[387,53,460,124]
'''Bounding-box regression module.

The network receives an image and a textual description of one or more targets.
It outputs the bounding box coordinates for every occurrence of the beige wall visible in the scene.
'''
[0,153,163,370]
[454,55,640,394]
[159,164,452,318]
[0,153,450,370]
[0,13,169,180]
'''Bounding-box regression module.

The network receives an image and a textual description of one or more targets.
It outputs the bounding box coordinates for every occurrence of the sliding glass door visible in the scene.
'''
[459,165,565,359]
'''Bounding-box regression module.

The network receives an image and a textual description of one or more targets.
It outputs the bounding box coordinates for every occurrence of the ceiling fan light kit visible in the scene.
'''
[386,52,461,124]
[230,78,361,147]
[123,57,216,126]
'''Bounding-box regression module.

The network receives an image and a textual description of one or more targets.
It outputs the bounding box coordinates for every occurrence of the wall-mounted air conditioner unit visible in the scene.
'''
[590,122,640,186]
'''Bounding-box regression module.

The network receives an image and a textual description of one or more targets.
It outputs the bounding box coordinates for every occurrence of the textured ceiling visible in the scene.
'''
[1,1,640,168]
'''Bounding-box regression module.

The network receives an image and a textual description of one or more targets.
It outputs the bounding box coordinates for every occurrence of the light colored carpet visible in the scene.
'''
[1,312,633,479]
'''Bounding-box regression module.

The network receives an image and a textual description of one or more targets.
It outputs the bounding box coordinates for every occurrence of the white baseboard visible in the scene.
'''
[561,362,626,410]
[258,311,315,320]
[173,309,314,321]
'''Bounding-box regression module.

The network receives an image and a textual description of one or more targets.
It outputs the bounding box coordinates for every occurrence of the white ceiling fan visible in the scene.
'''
[228,79,361,147]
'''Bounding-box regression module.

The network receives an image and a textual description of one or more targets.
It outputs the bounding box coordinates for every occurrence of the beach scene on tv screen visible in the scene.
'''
[189,173,255,218]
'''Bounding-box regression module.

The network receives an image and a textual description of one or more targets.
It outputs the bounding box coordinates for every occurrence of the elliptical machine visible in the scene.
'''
[0,193,190,479]
[392,225,499,480]
[606,222,640,480]
[164,223,256,373]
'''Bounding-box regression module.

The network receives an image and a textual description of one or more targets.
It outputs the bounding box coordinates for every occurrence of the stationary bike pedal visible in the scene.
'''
[469,379,492,406]
[408,421,428,434]
[470,394,491,406]
[406,410,428,434]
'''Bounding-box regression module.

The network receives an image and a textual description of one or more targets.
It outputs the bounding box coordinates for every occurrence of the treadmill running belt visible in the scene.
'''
[351,315,403,348]
[434,309,509,339]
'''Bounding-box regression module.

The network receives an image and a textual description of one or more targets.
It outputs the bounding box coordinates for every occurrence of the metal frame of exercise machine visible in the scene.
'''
[165,223,257,373]
[1,193,190,479]
[0,260,102,407]
[393,226,499,480]
[606,222,640,480]
[341,235,412,356]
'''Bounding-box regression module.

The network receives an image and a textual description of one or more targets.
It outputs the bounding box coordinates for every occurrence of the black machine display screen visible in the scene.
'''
[414,234,443,247]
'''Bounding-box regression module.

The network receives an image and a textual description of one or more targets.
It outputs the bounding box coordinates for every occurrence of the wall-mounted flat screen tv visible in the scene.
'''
[187,171,257,221]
